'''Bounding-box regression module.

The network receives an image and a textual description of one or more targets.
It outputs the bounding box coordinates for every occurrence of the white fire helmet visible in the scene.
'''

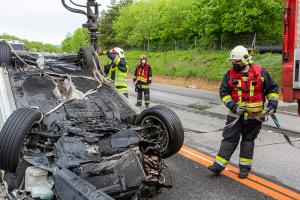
[111,47,125,59]
[228,45,252,65]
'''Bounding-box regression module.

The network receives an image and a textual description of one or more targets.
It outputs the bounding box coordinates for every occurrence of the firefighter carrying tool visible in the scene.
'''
[208,45,279,179]
[133,55,152,108]
[99,47,129,97]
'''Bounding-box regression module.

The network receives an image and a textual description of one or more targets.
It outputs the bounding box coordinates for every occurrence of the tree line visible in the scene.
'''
[0,33,61,53]
[109,0,283,47]
[1,0,284,53]
[63,0,283,52]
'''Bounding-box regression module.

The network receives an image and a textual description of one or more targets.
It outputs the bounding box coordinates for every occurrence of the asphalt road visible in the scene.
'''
[155,154,273,200]
[129,82,300,200]
[0,82,299,200]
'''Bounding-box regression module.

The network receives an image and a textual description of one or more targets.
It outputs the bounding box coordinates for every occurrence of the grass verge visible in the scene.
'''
[99,50,282,85]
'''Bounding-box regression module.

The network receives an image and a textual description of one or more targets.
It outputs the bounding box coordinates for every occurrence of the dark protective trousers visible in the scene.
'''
[136,88,150,106]
[217,115,262,162]
[123,93,129,98]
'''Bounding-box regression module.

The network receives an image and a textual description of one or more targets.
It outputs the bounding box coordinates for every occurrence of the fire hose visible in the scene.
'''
[269,113,296,147]
[185,108,299,149]
[244,108,297,148]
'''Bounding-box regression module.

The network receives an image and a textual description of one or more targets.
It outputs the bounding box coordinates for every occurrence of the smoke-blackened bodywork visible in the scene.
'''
[0,46,184,200]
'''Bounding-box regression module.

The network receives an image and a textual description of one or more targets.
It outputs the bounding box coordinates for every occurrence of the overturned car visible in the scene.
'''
[0,44,184,200]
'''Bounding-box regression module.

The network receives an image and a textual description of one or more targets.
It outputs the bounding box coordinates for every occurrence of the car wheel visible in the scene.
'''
[3,160,31,191]
[0,108,42,172]
[78,46,99,70]
[136,105,184,158]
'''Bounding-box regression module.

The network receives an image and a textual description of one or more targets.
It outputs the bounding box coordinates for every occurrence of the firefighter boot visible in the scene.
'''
[239,165,251,179]
[208,162,224,175]
[135,102,142,107]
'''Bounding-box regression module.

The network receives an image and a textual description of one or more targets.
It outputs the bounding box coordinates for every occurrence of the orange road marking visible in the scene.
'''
[179,146,300,200]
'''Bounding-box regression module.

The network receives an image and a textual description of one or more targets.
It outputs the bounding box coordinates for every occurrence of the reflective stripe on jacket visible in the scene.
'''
[108,61,128,93]
[133,64,152,84]
[219,64,279,119]
[229,65,264,113]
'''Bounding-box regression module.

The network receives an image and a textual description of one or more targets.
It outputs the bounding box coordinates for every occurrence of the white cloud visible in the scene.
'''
[0,0,110,45]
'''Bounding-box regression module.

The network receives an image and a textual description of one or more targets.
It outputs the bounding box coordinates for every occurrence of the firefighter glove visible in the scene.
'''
[235,106,246,115]
[257,108,274,120]
[267,100,278,113]
[99,50,108,56]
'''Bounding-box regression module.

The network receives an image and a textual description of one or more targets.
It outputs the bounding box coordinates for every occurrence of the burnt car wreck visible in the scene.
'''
[0,1,184,199]
[0,44,184,199]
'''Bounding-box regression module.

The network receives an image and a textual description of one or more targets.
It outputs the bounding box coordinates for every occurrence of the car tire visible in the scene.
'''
[0,108,42,173]
[78,46,99,70]
[136,105,184,158]
[3,160,31,191]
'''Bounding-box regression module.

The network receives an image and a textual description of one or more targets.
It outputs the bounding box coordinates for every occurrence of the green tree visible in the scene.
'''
[113,0,196,47]
[0,33,61,52]
[61,33,73,53]
[221,0,283,35]
[191,0,283,43]
[61,28,89,53]
[98,0,134,49]
[65,0,284,50]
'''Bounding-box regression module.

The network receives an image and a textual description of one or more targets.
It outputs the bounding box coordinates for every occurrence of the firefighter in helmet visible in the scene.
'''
[133,55,152,108]
[99,47,129,97]
[208,45,279,179]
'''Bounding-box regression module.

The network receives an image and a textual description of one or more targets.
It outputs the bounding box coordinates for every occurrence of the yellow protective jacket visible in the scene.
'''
[104,52,128,93]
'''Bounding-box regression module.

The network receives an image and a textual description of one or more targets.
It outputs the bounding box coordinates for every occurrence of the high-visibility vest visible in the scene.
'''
[108,61,128,93]
[228,65,264,113]
[135,64,150,83]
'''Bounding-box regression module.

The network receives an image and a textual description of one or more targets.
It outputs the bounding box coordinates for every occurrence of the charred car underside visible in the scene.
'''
[0,46,184,200]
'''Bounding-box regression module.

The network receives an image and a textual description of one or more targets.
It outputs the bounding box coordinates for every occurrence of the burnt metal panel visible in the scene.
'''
[0,41,24,65]
[54,167,114,200]
[55,137,102,168]
[79,149,146,189]
[0,41,11,65]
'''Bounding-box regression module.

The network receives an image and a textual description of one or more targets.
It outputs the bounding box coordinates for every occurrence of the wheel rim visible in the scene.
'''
[21,123,41,158]
[140,115,169,153]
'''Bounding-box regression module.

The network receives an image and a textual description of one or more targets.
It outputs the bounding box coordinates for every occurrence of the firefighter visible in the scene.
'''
[133,55,152,108]
[208,45,279,179]
[99,47,129,97]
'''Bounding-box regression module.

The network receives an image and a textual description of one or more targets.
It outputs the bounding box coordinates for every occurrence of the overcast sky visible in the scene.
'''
[0,0,110,45]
